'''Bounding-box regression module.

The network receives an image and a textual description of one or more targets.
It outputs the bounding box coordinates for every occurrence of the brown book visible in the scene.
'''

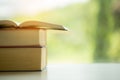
[0,47,46,71]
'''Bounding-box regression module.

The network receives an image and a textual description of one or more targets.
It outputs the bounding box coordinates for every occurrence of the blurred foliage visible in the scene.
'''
[12,0,120,63]
[93,0,114,62]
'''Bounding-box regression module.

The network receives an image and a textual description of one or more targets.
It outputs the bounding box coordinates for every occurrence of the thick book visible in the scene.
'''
[0,29,46,46]
[0,20,67,46]
[0,46,46,71]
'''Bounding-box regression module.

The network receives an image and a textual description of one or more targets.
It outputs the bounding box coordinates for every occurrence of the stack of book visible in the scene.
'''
[0,20,67,71]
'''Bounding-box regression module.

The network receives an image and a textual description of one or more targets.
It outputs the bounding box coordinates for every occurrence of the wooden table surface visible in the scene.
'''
[0,64,120,80]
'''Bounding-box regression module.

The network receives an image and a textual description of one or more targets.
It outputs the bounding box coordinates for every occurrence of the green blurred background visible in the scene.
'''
[1,0,120,64]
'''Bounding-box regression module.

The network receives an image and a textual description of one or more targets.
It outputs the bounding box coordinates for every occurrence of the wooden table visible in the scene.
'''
[0,64,120,80]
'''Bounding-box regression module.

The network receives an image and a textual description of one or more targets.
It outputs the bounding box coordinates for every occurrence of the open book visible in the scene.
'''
[0,20,67,30]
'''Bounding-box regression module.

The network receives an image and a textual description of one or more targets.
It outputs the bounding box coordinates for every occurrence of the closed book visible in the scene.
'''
[0,46,46,71]
[0,29,46,46]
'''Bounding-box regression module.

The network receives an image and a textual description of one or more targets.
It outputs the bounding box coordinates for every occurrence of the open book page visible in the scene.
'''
[0,20,68,31]
[0,20,17,29]
[19,21,68,31]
